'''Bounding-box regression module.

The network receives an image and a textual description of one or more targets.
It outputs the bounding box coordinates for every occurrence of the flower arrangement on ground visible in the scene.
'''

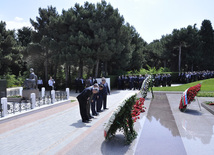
[104,94,146,144]
[179,83,201,112]
[140,75,153,98]
[204,101,214,105]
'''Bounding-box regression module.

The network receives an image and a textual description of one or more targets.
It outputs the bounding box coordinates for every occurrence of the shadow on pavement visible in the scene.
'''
[101,134,130,155]
[70,120,91,128]
[184,109,202,115]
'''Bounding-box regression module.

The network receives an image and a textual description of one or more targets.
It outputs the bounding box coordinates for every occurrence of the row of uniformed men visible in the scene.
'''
[153,74,172,87]
[178,71,214,83]
[117,74,172,89]
[117,75,146,90]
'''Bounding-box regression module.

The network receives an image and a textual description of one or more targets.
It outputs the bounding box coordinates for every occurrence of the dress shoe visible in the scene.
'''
[90,116,94,119]
[104,108,109,110]
[82,120,89,123]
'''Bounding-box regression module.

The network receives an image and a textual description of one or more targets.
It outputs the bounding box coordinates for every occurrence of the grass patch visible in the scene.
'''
[71,100,76,103]
[203,101,214,105]
[153,78,214,97]
[197,92,214,97]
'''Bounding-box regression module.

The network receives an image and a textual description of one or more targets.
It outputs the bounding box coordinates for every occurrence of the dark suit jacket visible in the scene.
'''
[77,86,93,101]
[102,83,110,96]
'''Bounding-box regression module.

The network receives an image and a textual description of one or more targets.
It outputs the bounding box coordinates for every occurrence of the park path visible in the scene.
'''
[0,90,140,155]
[1,90,214,155]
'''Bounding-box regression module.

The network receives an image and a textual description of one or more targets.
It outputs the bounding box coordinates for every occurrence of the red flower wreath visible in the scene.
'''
[179,83,201,111]
[132,97,146,122]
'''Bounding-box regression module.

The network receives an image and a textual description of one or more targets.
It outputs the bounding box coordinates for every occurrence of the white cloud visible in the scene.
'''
[14,17,24,21]
[5,17,31,30]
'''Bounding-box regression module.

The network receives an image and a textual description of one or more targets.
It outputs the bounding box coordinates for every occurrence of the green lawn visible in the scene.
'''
[152,78,214,97]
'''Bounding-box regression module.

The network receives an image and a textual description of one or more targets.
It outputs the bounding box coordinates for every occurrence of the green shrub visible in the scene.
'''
[3,73,25,87]
[127,66,171,76]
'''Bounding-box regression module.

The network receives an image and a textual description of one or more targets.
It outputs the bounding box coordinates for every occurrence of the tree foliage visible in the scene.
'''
[0,0,214,89]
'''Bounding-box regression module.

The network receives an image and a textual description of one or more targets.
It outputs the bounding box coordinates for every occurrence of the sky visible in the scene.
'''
[0,0,214,43]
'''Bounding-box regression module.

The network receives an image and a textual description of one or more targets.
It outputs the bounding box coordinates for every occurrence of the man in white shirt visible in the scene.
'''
[48,76,55,90]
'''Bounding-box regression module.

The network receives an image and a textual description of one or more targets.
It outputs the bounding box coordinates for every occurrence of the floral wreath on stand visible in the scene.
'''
[179,83,201,112]
[104,75,152,144]
[104,95,146,144]
[140,74,154,98]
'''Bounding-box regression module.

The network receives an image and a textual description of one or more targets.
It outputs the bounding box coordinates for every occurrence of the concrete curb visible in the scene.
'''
[201,102,214,115]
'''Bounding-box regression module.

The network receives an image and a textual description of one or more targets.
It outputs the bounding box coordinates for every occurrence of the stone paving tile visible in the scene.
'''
[0,90,139,155]
[1,90,214,155]
[167,94,214,155]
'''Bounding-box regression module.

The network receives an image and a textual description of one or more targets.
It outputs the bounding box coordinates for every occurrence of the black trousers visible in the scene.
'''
[91,101,96,115]
[97,96,103,112]
[77,98,89,121]
[75,85,78,93]
[102,95,107,109]
[86,101,91,118]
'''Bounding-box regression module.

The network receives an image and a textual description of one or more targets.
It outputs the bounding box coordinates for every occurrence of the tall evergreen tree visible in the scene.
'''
[29,6,59,83]
[129,27,146,71]
[0,21,23,76]
[199,20,214,70]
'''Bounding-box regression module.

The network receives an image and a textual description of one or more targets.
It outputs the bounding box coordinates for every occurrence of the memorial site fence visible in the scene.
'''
[0,87,69,118]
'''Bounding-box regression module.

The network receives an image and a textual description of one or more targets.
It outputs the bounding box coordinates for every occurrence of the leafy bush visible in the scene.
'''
[3,73,25,87]
[127,66,171,75]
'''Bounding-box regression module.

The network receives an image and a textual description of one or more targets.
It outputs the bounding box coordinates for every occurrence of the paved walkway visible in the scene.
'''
[0,90,214,155]
[0,90,139,155]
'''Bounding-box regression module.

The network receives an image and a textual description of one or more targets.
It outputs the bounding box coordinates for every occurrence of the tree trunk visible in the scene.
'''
[92,65,96,77]
[163,60,166,68]
[95,59,99,78]
[79,59,83,78]
[191,63,194,72]
[68,65,71,87]
[65,63,68,87]
[178,45,181,73]
[87,66,91,77]
[104,61,108,76]
[44,56,48,86]
[53,62,58,82]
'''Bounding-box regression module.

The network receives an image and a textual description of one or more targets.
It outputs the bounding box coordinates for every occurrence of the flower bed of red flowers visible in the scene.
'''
[179,83,201,112]
[132,97,146,122]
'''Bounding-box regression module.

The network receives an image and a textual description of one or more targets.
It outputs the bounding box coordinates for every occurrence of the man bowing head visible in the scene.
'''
[77,85,99,123]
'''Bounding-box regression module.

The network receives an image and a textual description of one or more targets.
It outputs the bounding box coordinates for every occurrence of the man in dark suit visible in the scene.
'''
[96,84,104,112]
[75,77,79,93]
[78,77,85,92]
[90,83,99,116]
[101,77,110,110]
[77,86,99,123]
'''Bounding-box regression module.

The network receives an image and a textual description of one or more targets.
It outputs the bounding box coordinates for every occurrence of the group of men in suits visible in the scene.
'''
[117,74,172,89]
[75,77,98,93]
[154,74,172,87]
[77,77,110,123]
[178,71,214,83]
[117,75,145,90]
